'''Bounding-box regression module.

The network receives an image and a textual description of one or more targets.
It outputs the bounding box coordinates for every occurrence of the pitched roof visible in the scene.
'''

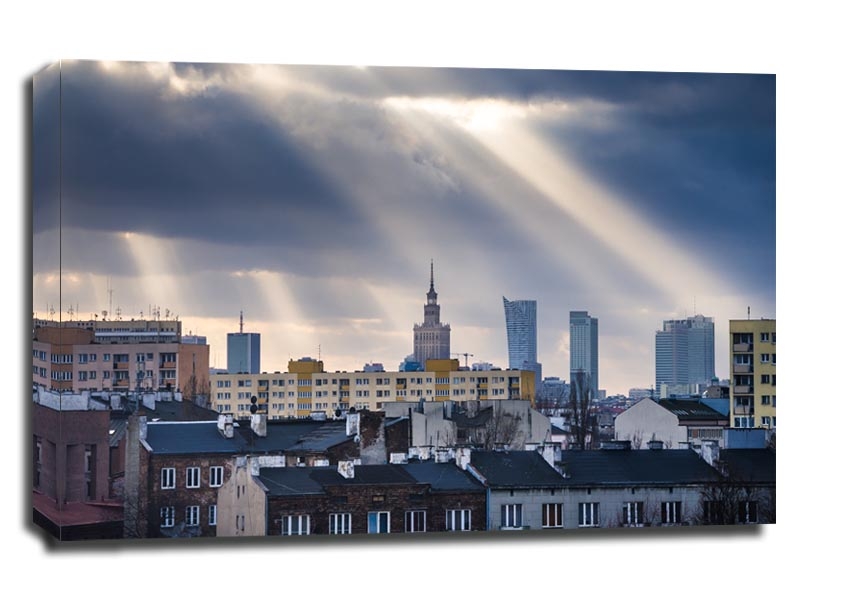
[558,449,720,487]
[143,419,328,455]
[402,462,485,491]
[468,450,567,488]
[719,449,776,483]
[657,399,728,422]
[284,420,352,452]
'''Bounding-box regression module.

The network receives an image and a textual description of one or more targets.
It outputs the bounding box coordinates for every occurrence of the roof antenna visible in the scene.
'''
[240,310,244,334]
[747,306,751,320]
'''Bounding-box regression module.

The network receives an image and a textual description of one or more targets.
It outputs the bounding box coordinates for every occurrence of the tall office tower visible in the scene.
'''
[413,261,451,366]
[729,318,776,429]
[655,314,715,397]
[569,311,598,399]
[503,297,542,391]
[227,311,261,374]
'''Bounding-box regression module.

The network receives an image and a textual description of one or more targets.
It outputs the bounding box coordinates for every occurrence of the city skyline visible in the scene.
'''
[32,61,776,395]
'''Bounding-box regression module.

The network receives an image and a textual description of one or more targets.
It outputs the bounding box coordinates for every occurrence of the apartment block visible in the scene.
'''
[210,358,536,420]
[729,319,776,429]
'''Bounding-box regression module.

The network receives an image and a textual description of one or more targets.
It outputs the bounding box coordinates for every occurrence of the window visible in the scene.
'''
[661,501,682,525]
[368,511,390,534]
[761,395,771,405]
[209,466,224,487]
[501,504,523,529]
[622,501,644,527]
[160,506,175,528]
[186,505,200,526]
[760,332,769,342]
[405,510,427,533]
[579,502,600,527]
[542,503,563,528]
[734,416,754,428]
[446,509,471,532]
[186,467,200,488]
[703,500,724,524]
[209,505,217,526]
[760,353,770,363]
[161,468,175,489]
[281,515,310,536]
[761,374,771,384]
[762,416,772,427]
[329,513,352,535]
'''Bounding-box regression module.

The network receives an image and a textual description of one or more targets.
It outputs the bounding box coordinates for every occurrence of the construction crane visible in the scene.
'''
[452,352,474,368]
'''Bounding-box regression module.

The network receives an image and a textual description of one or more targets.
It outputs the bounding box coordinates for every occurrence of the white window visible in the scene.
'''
[209,466,224,487]
[329,513,352,535]
[160,506,175,528]
[661,501,682,525]
[186,505,200,526]
[761,416,772,427]
[186,467,200,488]
[501,504,523,529]
[542,503,563,528]
[405,510,427,533]
[281,515,310,536]
[760,353,770,363]
[623,502,644,527]
[760,332,769,342]
[208,505,217,526]
[579,502,600,527]
[446,509,471,531]
[368,511,390,534]
[161,468,175,489]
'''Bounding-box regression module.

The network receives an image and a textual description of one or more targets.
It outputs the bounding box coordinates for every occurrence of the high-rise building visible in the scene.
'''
[655,314,715,397]
[569,310,598,399]
[503,297,542,391]
[729,318,776,430]
[413,261,451,365]
[227,312,260,374]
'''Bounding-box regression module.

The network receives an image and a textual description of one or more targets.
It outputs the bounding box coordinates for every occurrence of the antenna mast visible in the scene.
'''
[240,310,244,334]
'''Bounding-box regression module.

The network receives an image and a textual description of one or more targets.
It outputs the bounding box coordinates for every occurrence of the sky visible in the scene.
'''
[31,60,776,395]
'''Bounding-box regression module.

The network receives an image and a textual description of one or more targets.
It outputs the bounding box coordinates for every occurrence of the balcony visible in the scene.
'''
[733,404,753,416]
[733,364,753,374]
[733,343,753,352]
[733,385,754,394]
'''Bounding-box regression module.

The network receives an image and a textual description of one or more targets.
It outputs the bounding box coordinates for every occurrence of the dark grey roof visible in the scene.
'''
[719,449,776,483]
[469,450,568,488]
[139,401,220,422]
[284,420,351,453]
[258,467,327,496]
[449,406,493,428]
[143,419,326,455]
[311,464,418,487]
[658,399,727,422]
[558,449,720,487]
[402,462,485,491]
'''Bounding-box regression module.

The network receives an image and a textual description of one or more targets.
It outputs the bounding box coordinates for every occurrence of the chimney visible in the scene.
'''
[138,416,147,441]
[337,460,355,479]
[701,440,720,467]
[346,412,360,437]
[540,444,557,467]
[647,440,664,450]
[600,440,631,450]
[251,414,267,438]
[217,414,234,439]
[455,447,472,470]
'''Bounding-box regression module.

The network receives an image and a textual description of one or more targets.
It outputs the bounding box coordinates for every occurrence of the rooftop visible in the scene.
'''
[558,449,720,487]
[469,450,567,488]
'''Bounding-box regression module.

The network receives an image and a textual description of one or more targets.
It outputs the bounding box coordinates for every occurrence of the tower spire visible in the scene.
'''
[430,259,435,292]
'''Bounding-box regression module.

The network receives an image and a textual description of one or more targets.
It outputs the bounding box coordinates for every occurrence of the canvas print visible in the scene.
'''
[31,60,775,541]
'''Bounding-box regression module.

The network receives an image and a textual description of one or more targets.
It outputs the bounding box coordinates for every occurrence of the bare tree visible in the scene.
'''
[693,462,774,525]
[569,371,594,449]
[476,404,522,450]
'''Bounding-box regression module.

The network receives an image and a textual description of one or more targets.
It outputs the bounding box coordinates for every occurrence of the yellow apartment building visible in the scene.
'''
[729,318,776,429]
[210,358,536,420]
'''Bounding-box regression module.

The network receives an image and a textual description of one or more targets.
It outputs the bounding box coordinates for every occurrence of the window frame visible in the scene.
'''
[578,502,600,527]
[367,511,391,534]
[209,466,224,488]
[208,504,217,526]
[404,510,427,533]
[445,508,472,532]
[186,466,201,488]
[185,505,200,527]
[280,514,311,536]
[622,501,645,527]
[161,467,176,490]
[329,512,352,535]
[501,503,523,529]
[661,501,682,525]
[160,506,175,528]
[542,503,563,528]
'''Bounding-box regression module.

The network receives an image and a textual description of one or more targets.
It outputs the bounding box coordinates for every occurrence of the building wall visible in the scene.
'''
[729,319,776,429]
[227,332,260,374]
[136,448,233,538]
[211,366,535,420]
[614,399,687,449]
[570,311,598,398]
[562,484,705,528]
[216,458,269,537]
[655,315,715,393]
[32,402,111,504]
[487,488,565,531]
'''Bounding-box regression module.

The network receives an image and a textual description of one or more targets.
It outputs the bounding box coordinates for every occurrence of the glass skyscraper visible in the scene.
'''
[655,314,715,396]
[503,297,541,391]
[569,310,598,399]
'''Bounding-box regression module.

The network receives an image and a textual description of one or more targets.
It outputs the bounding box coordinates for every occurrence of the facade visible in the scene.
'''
[729,319,776,429]
[655,315,715,396]
[503,297,542,391]
[210,358,536,420]
[218,459,487,537]
[33,317,182,344]
[32,324,209,400]
[468,449,568,531]
[614,398,729,449]
[413,262,451,365]
[227,332,260,374]
[569,311,598,399]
